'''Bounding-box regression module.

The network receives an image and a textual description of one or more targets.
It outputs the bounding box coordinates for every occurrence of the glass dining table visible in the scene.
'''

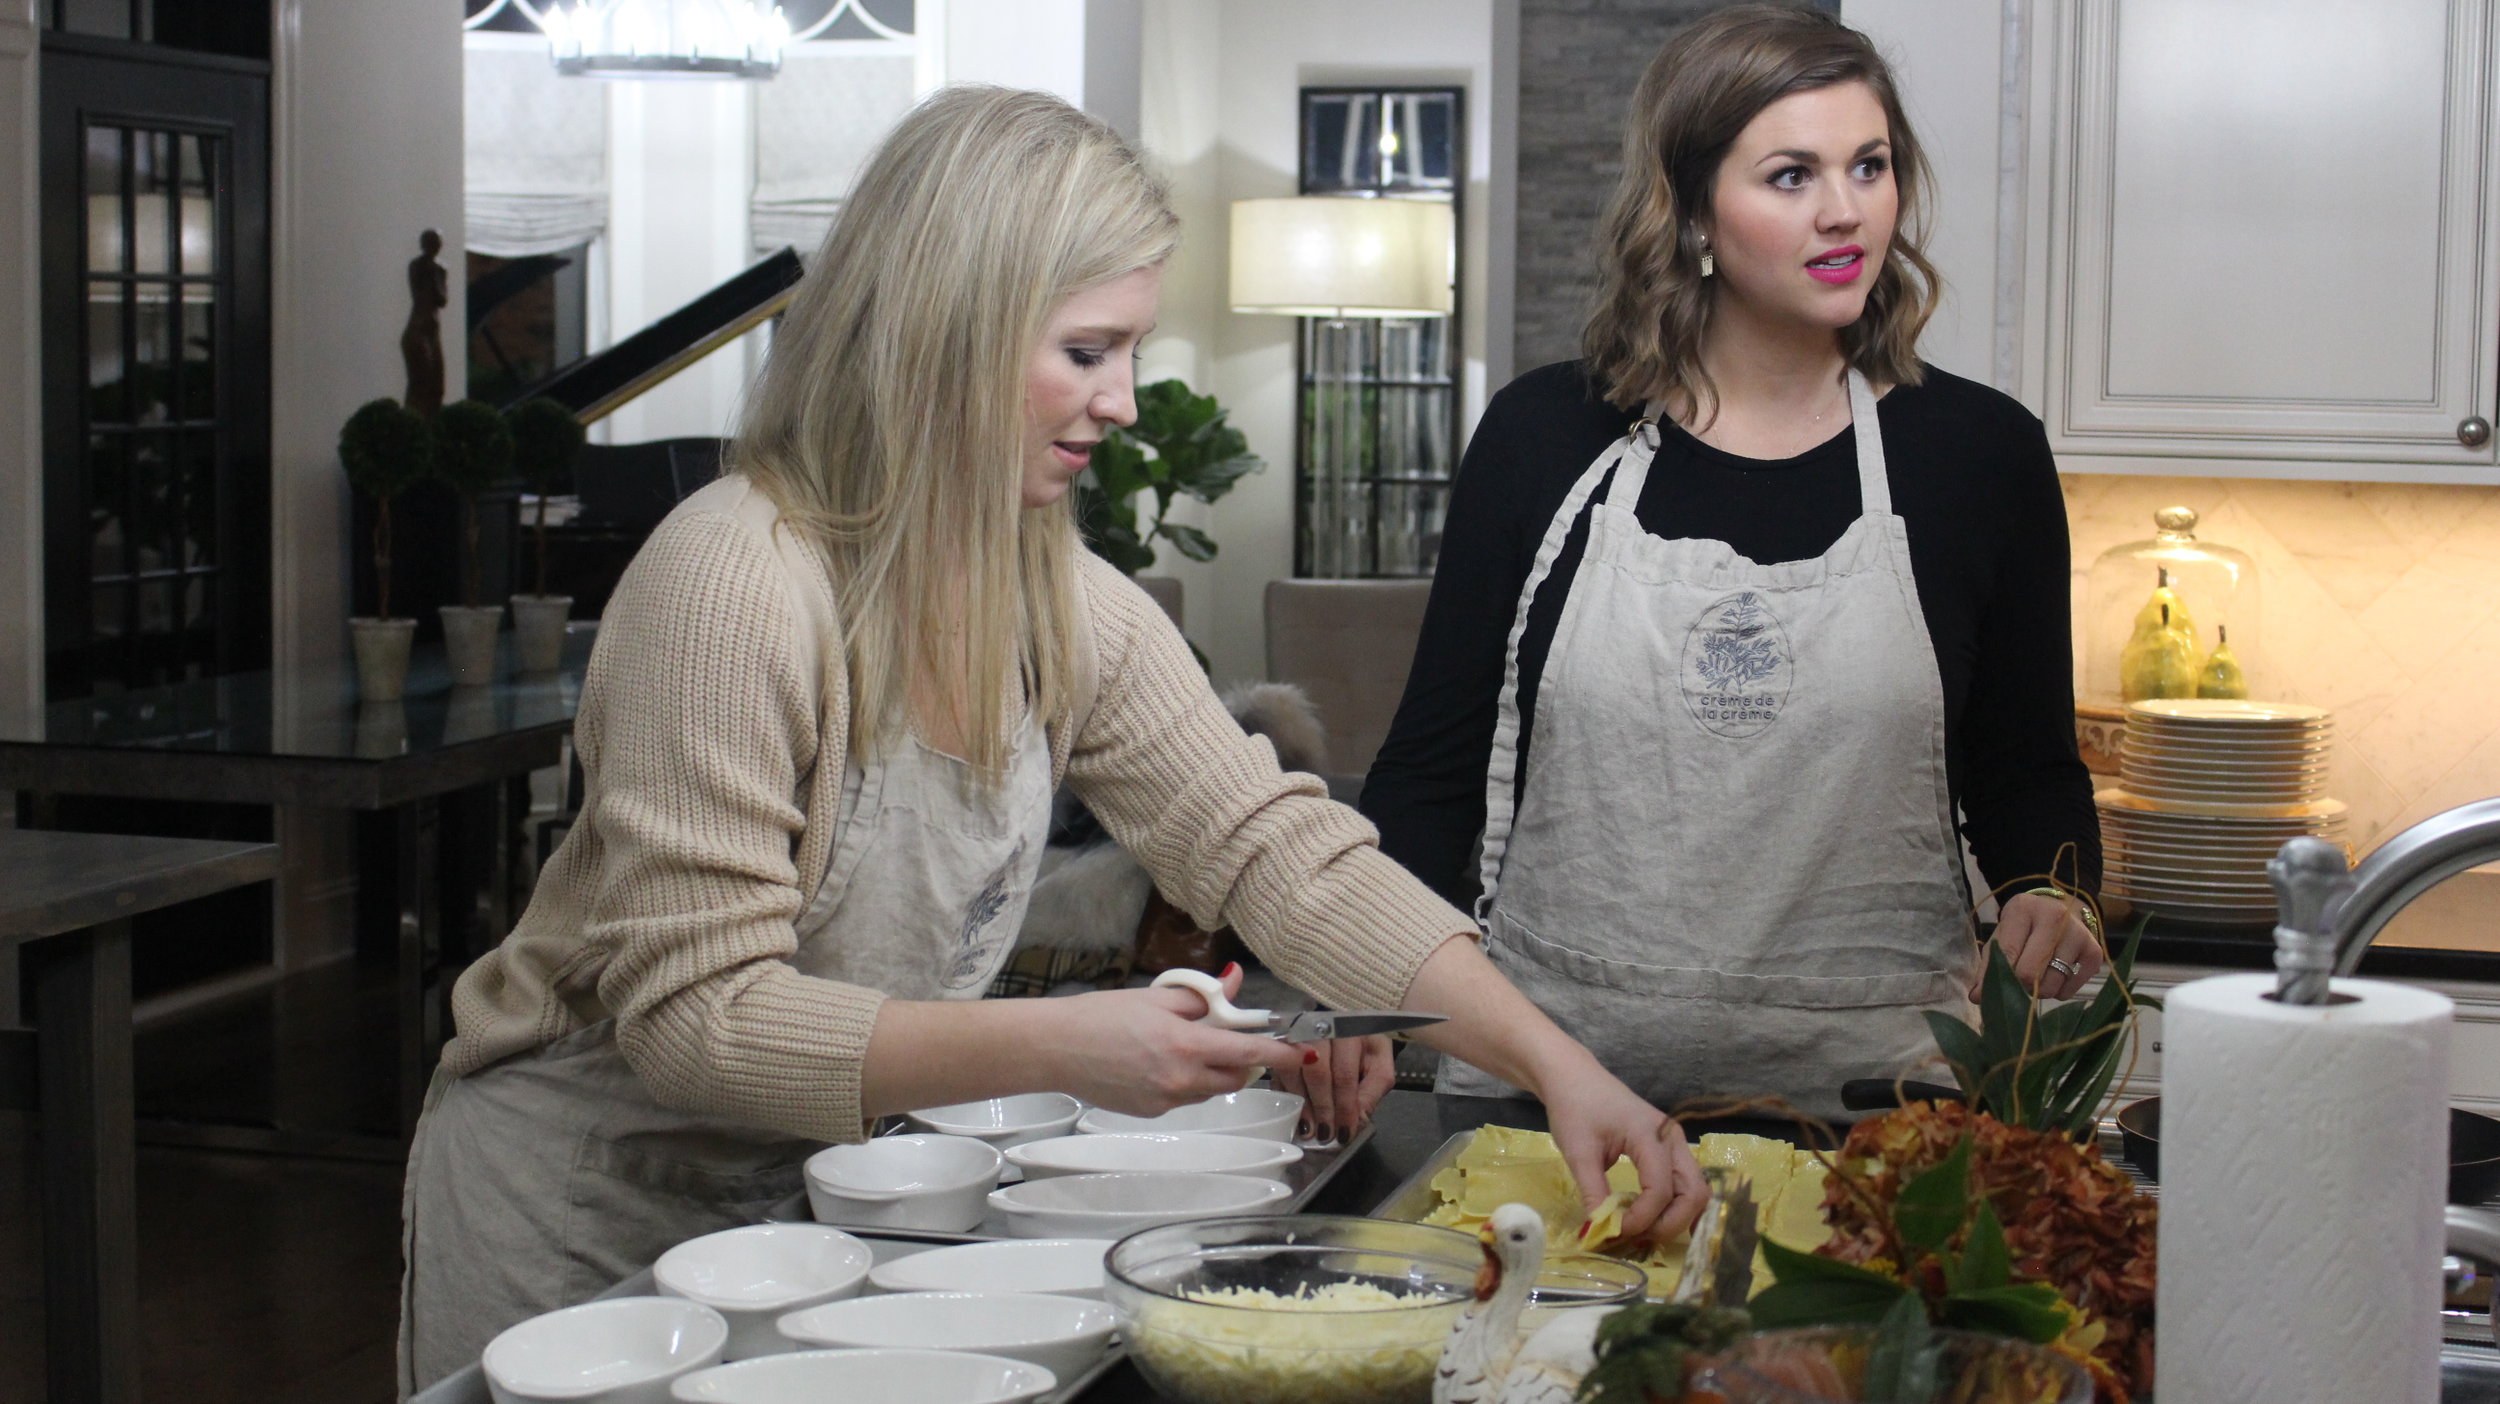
[0,631,593,1148]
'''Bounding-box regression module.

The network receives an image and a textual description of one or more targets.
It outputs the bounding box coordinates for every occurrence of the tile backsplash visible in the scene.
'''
[2062,474,2500,949]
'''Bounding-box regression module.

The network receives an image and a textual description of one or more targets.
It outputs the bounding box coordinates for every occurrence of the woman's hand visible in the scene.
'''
[864,964,1302,1121]
[1398,935,1709,1241]
[1541,1057,1711,1243]
[1271,1034,1397,1143]
[1033,963,1305,1117]
[1984,890,2105,1001]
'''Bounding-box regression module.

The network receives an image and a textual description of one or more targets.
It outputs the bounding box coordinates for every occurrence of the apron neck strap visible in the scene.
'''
[1846,369,1889,515]
[1598,407,1665,512]
[1607,371,1886,514]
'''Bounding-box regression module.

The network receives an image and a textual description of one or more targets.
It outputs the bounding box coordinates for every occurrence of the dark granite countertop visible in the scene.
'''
[2128,914,2500,985]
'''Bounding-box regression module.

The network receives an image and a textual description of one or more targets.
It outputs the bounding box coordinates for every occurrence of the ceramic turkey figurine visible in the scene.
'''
[1434,1202,1607,1404]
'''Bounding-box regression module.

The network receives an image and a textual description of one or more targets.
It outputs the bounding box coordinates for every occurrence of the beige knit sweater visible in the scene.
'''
[441,475,1472,1144]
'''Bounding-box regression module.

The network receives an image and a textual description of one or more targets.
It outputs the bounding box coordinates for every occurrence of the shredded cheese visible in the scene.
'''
[1123,1279,1461,1404]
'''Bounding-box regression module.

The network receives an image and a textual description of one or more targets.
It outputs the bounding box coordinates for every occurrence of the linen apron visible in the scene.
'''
[399,716,1054,1394]
[1437,372,1976,1120]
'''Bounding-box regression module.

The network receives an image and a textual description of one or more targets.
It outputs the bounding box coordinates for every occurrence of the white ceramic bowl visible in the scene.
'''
[986,1171,1292,1240]
[865,1238,1115,1300]
[667,1348,1054,1404]
[905,1093,1086,1150]
[1006,1131,1304,1182]
[484,1296,727,1404]
[776,1291,1117,1380]
[651,1224,873,1361]
[803,1134,1001,1232]
[1074,1089,1304,1143]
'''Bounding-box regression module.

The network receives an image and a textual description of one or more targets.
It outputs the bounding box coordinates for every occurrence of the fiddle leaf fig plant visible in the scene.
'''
[1074,378,1263,576]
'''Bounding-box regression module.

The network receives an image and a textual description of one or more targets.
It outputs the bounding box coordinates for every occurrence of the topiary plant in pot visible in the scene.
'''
[505,396,585,673]
[430,398,516,686]
[338,397,432,700]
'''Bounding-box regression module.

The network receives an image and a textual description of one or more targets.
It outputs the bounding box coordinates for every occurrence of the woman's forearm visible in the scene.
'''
[861,979,1301,1123]
[859,997,1067,1120]
[1398,933,1607,1097]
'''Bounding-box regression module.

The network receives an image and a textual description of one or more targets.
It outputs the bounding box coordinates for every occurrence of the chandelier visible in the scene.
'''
[540,0,793,79]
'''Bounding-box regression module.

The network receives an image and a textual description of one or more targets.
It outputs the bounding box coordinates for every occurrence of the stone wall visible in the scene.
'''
[1512,0,1837,375]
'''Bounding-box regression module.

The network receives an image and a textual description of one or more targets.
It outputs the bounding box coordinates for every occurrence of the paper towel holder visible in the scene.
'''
[2268,836,2356,1006]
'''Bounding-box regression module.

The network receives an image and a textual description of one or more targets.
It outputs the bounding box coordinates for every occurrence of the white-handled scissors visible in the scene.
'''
[1150,968,1447,1043]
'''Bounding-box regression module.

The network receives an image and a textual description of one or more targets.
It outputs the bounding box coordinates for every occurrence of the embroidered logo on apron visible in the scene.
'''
[943,837,1030,991]
[1680,590,1792,738]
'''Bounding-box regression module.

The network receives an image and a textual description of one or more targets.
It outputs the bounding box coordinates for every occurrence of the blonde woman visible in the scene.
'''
[1363,7,2104,1120]
[398,86,1706,1394]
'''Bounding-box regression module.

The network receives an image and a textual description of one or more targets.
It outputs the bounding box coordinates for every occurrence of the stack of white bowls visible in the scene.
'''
[2098,699,2347,925]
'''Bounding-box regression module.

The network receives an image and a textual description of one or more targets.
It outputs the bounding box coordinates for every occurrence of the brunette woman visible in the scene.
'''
[1362,7,2104,1119]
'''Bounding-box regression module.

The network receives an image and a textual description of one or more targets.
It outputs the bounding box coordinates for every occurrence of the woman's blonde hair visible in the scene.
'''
[1582,4,1938,417]
[734,86,1178,782]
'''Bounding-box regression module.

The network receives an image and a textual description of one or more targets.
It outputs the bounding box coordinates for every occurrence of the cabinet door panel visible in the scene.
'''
[2044,0,2500,469]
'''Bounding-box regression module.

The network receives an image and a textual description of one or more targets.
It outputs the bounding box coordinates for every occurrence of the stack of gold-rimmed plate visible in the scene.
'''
[2098,700,2345,925]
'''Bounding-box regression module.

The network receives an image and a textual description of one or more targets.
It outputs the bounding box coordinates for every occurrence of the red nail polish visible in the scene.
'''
[1303,1049,1319,1065]
[1221,961,1241,979]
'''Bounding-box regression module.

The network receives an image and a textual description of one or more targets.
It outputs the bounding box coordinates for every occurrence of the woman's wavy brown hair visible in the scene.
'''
[1582,4,1939,418]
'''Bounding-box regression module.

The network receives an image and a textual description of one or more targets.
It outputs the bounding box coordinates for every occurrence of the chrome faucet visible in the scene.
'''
[2330,795,2500,975]
[2269,798,2500,1345]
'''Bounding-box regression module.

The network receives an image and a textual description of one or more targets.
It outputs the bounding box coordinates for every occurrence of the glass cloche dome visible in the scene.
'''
[2082,506,2261,707]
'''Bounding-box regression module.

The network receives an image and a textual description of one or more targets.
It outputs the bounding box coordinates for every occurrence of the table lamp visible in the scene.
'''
[1230,196,1453,576]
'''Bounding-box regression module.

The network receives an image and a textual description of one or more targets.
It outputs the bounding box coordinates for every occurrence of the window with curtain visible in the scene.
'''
[751,50,919,258]
[463,40,609,259]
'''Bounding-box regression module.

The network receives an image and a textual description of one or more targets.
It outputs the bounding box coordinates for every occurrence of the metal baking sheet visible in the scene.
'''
[416,1127,1373,1404]
[1370,1128,1476,1223]
[409,1233,1123,1404]
[799,1121,1377,1243]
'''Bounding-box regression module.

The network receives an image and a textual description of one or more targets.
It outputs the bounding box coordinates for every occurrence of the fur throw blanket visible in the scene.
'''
[1009,682,1329,961]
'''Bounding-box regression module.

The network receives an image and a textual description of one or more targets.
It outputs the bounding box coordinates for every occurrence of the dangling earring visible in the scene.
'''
[1699,242,1715,278]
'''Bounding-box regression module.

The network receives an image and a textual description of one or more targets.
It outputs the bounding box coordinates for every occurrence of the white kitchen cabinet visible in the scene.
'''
[2020,0,2500,483]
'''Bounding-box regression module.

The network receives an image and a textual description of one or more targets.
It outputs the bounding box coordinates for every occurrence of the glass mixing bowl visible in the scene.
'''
[1104,1215,1476,1404]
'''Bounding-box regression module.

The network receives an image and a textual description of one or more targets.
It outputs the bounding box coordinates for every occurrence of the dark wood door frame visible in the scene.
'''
[39,32,271,702]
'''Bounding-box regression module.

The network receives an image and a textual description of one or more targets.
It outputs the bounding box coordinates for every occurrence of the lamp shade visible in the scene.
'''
[1230,196,1453,318]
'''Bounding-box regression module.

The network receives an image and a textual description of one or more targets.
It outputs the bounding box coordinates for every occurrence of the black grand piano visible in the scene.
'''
[360,248,806,629]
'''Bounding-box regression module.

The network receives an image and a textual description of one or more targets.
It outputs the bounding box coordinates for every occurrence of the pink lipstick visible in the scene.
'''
[1805,245,1865,284]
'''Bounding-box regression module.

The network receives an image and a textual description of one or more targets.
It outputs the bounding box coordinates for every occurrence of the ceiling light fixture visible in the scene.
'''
[540,0,792,80]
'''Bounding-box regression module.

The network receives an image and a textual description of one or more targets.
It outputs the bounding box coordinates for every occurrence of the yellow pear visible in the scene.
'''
[2122,602,2199,702]
[2198,624,2249,700]
[2129,566,2199,656]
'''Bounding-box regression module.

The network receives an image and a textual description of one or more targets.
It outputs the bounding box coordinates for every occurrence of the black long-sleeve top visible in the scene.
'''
[1359,360,2102,913]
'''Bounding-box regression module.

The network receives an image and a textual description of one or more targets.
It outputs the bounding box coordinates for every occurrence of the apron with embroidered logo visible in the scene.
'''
[401,715,1053,1393]
[1436,372,1976,1120]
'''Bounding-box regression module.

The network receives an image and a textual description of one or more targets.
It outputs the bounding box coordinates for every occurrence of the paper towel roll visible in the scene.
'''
[2155,973,2450,1404]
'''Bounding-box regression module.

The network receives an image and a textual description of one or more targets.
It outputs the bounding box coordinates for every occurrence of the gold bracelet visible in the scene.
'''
[2022,886,2102,939]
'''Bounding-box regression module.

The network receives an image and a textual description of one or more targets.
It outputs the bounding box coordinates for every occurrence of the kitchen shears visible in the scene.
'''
[1150,967,1447,1043]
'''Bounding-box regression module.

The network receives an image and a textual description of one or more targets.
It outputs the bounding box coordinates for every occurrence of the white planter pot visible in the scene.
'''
[510,593,574,674]
[354,699,409,758]
[349,617,418,701]
[438,604,505,687]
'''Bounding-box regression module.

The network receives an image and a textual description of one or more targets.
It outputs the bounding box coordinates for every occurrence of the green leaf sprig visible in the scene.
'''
[1573,1301,1752,1404]
[1926,918,2158,1138]
[1748,1136,2069,1346]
